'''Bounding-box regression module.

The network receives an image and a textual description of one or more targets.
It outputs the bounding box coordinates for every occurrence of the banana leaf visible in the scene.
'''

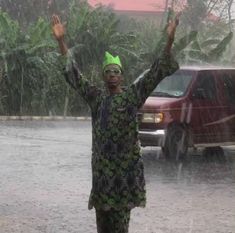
[200,39,222,48]
[208,32,233,61]
[173,31,198,53]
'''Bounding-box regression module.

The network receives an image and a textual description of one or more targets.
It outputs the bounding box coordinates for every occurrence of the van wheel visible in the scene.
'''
[203,146,226,162]
[164,125,189,161]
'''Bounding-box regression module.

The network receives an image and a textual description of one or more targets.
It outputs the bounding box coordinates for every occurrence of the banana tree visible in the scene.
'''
[0,10,62,115]
[0,10,21,114]
[135,9,198,74]
[66,1,139,75]
[179,30,233,64]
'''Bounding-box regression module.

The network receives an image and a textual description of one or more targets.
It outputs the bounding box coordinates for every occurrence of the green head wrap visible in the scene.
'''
[103,51,122,70]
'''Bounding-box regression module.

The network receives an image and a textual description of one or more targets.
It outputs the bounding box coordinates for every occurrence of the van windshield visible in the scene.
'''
[151,71,194,97]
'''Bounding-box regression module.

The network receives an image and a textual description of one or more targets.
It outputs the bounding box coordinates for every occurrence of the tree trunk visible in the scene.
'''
[63,86,69,117]
[160,0,170,29]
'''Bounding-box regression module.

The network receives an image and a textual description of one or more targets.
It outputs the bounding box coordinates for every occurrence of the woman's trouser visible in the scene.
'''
[96,208,131,233]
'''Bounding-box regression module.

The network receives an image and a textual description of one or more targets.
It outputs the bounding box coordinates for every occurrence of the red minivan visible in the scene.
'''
[138,66,235,160]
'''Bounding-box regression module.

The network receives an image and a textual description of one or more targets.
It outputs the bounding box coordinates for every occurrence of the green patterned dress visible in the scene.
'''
[62,52,178,211]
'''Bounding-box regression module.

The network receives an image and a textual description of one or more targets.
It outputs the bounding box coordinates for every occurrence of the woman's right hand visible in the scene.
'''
[51,14,65,41]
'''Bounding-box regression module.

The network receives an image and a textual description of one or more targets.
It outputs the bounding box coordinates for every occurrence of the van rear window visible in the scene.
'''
[151,71,193,97]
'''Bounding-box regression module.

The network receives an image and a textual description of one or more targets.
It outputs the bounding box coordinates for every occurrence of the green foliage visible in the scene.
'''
[179,30,233,64]
[65,0,140,85]
[0,0,70,27]
[0,11,63,115]
[181,0,207,30]
[177,0,234,64]
[135,10,199,72]
[208,32,233,61]
[173,31,198,53]
[0,1,234,116]
[0,11,20,48]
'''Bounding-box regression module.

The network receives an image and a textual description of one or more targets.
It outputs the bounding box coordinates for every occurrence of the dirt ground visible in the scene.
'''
[0,121,235,233]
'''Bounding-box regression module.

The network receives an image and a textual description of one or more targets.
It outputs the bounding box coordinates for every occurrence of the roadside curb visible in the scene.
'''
[0,116,91,121]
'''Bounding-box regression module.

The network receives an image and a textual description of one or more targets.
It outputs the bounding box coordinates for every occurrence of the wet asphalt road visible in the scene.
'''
[0,121,235,233]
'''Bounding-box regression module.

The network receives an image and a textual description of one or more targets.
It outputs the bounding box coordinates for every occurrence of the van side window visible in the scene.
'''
[193,71,217,100]
[222,73,235,105]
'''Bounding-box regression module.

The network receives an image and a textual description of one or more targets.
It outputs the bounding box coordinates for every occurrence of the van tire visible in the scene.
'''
[164,125,189,161]
[203,146,226,162]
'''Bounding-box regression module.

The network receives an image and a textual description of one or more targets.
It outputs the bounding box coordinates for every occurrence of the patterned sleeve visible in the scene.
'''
[59,49,101,107]
[129,52,179,108]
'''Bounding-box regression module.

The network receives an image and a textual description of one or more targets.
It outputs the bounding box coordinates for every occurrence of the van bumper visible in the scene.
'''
[139,129,166,147]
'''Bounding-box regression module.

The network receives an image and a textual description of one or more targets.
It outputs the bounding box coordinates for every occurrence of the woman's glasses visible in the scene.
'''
[104,68,122,75]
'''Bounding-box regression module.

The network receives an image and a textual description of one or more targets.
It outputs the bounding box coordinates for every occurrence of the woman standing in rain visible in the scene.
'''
[51,11,179,233]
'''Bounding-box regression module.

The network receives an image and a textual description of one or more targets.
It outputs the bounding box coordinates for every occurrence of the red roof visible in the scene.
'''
[88,0,168,12]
